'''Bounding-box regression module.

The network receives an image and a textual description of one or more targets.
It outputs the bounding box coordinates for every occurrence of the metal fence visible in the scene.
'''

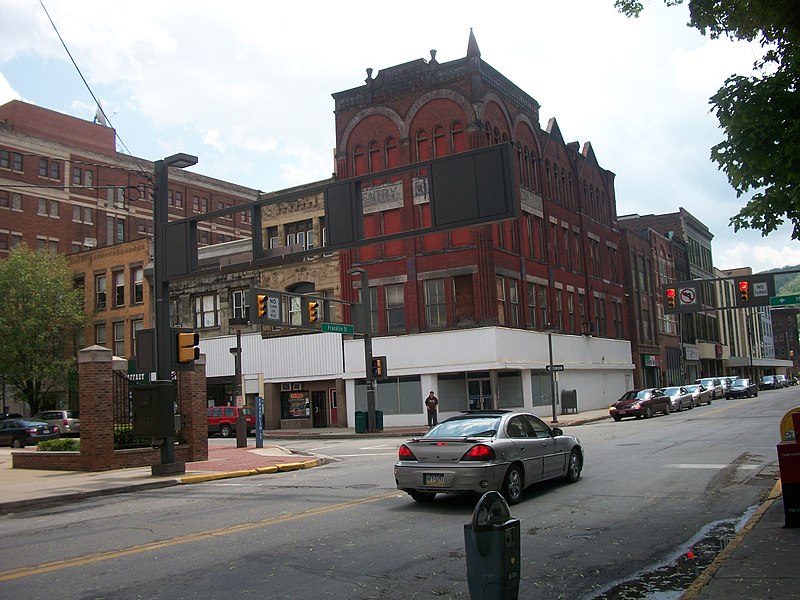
[112,370,150,449]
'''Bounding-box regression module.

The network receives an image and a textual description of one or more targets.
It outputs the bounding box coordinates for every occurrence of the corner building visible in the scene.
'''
[330,33,632,423]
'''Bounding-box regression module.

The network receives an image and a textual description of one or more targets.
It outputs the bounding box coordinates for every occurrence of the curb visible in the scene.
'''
[679,479,783,600]
[0,458,323,514]
[179,458,321,484]
[0,479,181,515]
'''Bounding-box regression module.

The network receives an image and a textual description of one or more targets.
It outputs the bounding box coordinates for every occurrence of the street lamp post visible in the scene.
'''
[153,152,197,474]
[545,325,559,424]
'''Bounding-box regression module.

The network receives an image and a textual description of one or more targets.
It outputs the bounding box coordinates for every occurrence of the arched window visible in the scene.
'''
[545,160,551,199]
[493,127,501,145]
[561,169,567,207]
[352,145,366,176]
[415,129,430,162]
[485,122,492,145]
[450,121,465,152]
[582,181,588,214]
[385,136,398,168]
[432,125,446,157]
[368,140,381,173]
[531,149,539,192]
[568,173,574,209]
[552,162,560,203]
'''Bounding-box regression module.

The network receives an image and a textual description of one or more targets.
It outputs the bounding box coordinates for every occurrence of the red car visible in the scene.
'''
[609,388,671,421]
[207,406,256,438]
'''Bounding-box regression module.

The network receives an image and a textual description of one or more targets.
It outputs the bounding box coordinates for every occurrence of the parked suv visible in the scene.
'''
[32,410,80,436]
[207,406,256,438]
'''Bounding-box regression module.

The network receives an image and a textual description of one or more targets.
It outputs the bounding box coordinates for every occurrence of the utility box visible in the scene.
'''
[777,412,800,528]
[132,382,176,438]
[561,389,578,414]
[464,491,520,600]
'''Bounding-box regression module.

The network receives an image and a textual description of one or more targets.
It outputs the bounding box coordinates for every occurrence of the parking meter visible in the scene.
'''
[464,491,520,600]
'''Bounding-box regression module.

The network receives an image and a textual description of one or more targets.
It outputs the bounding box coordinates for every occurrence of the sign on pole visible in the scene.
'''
[321,322,355,334]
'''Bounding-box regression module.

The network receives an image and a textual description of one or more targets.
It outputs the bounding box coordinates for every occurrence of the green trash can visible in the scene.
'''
[355,411,367,434]
[375,410,384,432]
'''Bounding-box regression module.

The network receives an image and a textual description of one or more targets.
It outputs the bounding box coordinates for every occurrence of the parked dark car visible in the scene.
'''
[0,419,60,448]
[0,412,23,421]
[609,388,671,421]
[759,375,780,390]
[776,374,789,388]
[726,378,759,399]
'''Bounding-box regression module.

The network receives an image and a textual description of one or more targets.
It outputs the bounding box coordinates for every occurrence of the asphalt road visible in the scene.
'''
[0,390,793,600]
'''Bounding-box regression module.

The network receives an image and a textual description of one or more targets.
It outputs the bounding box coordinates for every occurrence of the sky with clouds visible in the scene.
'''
[1,0,798,273]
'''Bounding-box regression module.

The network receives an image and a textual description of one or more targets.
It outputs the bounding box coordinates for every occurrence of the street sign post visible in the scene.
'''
[321,322,355,334]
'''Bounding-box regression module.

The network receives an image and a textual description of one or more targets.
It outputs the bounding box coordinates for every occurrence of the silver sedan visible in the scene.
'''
[661,386,694,412]
[394,410,583,504]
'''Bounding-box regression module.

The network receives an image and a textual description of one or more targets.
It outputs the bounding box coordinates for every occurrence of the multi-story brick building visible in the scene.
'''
[619,222,688,387]
[0,100,255,258]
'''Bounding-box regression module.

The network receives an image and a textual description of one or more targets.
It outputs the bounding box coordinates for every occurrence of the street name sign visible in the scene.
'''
[546,364,565,372]
[321,322,355,334]
[770,294,800,307]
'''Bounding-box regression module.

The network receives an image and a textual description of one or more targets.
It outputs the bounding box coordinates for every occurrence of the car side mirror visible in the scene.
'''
[552,427,563,437]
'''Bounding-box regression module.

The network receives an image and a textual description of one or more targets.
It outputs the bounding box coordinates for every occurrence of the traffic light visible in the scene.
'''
[739,280,750,303]
[308,300,320,323]
[666,287,676,309]
[176,331,200,364]
[371,357,384,378]
[257,294,267,318]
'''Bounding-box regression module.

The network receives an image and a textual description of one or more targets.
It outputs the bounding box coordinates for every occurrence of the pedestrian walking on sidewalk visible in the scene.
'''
[425,391,439,427]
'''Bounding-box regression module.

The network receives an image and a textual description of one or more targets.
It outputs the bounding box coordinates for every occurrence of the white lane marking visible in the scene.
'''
[668,464,760,470]
[334,453,397,458]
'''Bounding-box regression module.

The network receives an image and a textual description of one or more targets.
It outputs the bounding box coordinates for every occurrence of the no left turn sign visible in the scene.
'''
[679,288,696,305]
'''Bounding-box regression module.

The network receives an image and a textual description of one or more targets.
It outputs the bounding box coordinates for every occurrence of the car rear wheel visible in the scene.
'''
[564,449,582,483]
[502,464,524,505]
[644,406,653,419]
[220,424,233,438]
[409,490,436,503]
[11,437,24,448]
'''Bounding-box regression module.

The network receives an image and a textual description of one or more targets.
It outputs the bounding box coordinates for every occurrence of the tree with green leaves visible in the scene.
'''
[615,0,800,238]
[0,245,88,416]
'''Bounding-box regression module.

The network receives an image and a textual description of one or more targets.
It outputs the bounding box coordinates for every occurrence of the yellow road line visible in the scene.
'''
[0,491,401,582]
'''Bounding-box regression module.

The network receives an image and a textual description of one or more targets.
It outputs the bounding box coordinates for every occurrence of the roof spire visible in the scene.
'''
[467,28,481,59]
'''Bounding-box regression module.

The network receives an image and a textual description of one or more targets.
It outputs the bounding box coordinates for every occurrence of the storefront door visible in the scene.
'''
[468,379,492,410]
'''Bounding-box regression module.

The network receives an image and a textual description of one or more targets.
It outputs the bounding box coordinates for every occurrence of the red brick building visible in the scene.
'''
[333,32,626,340]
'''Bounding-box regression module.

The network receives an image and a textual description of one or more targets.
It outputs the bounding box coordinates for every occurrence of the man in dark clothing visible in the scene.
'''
[425,391,439,427]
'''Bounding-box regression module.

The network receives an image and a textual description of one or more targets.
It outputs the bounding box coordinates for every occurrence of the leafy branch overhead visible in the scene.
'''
[615,0,800,238]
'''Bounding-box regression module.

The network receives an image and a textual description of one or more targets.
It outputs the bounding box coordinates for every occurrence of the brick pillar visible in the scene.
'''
[177,354,208,462]
[78,345,115,471]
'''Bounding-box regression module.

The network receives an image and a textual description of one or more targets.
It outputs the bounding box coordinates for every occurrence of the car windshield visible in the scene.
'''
[662,387,681,395]
[685,385,699,392]
[425,416,501,439]
[763,376,775,382]
[620,390,651,401]
[733,379,748,385]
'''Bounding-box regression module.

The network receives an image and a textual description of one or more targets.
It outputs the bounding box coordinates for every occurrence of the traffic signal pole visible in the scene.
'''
[351,268,377,432]
[152,154,196,475]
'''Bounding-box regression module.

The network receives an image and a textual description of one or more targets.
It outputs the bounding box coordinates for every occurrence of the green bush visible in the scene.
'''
[38,438,80,451]
[114,423,151,448]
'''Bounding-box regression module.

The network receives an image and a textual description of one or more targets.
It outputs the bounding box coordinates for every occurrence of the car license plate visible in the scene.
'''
[424,473,446,486]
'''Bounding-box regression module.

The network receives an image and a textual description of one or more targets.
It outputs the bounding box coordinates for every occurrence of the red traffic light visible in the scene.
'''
[738,281,749,291]
[666,288,676,298]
